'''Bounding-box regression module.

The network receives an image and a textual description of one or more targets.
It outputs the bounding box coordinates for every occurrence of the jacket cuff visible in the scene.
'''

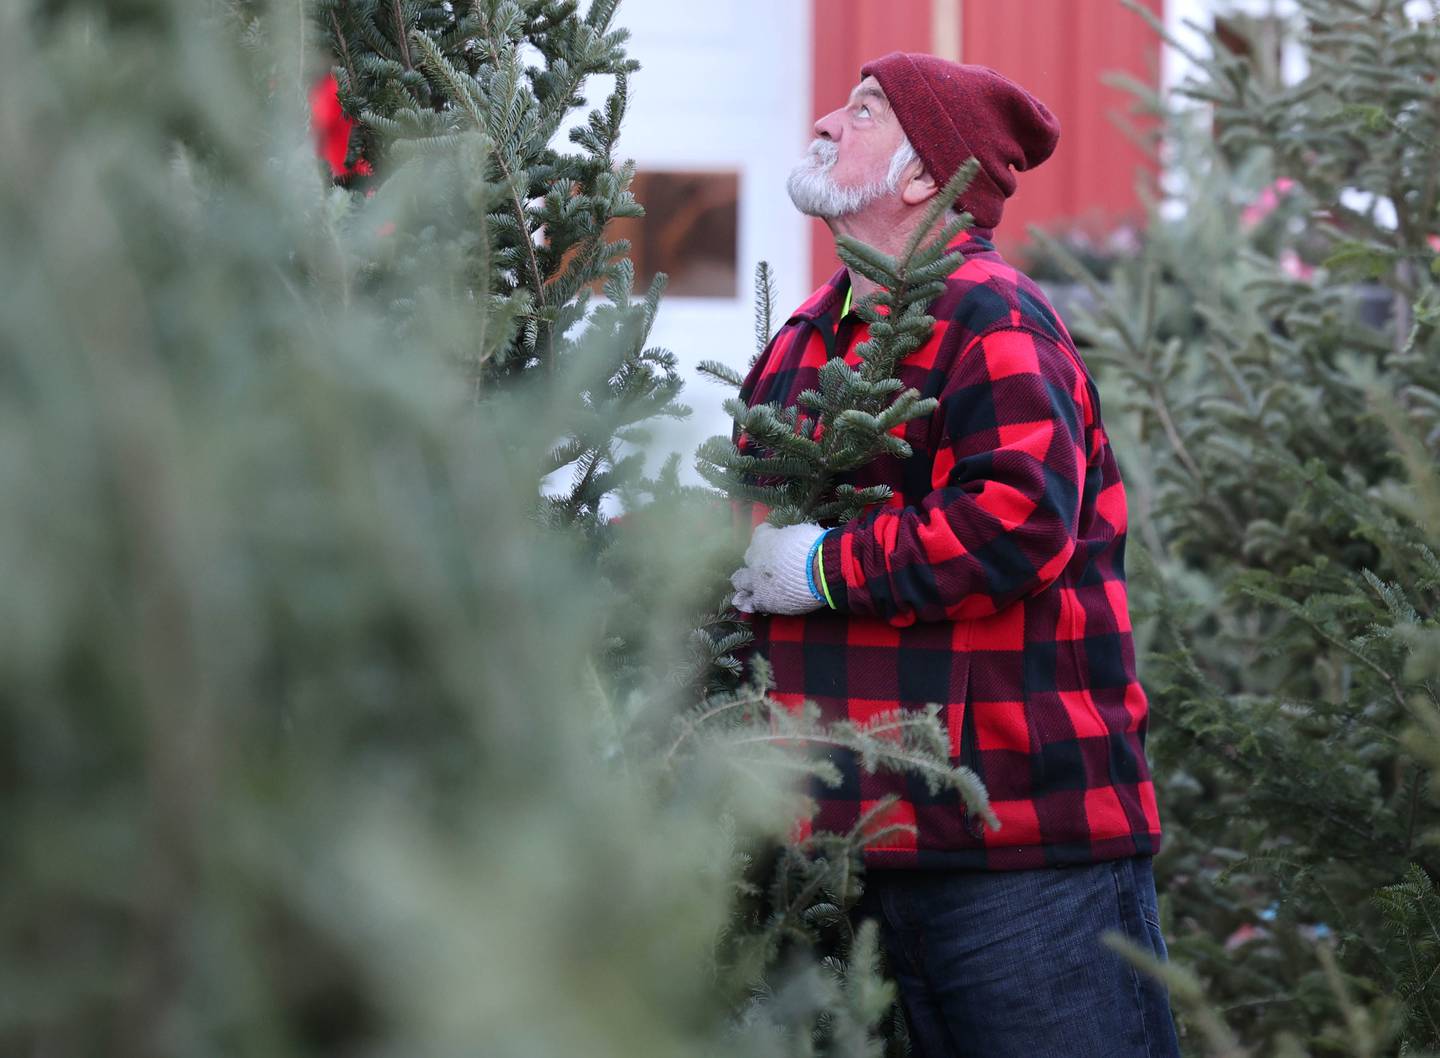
[820,528,850,611]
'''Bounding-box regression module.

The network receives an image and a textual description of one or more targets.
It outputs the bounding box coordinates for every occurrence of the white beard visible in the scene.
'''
[786,139,897,219]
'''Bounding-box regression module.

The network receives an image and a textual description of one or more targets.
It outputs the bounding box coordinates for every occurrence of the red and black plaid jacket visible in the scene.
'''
[734,225,1161,870]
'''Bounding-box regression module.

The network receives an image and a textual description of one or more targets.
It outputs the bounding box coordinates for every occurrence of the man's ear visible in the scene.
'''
[900,164,938,207]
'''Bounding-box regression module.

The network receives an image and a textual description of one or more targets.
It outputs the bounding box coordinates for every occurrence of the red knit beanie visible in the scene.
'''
[859,52,1060,230]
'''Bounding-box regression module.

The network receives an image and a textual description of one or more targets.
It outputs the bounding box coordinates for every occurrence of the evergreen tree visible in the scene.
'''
[1028,0,1440,1050]
[318,0,688,539]
[0,1,956,1054]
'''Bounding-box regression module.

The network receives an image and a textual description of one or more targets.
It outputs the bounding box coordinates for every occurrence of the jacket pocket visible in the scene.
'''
[958,697,987,840]
[948,623,985,840]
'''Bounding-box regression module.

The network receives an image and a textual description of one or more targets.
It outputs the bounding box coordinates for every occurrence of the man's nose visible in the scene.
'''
[813,107,843,141]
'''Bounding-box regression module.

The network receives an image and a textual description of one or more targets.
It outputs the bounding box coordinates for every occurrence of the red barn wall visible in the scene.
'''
[809,0,1164,287]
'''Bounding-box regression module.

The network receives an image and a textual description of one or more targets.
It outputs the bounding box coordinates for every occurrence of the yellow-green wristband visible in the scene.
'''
[817,530,837,609]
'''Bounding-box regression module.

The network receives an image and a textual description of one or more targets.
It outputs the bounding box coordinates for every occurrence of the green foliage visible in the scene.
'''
[1044,0,1440,1052]
[3,5,729,1053]
[655,655,994,1009]
[696,163,979,528]
[1375,865,1440,1044]
[0,1,999,1054]
[320,2,991,1050]
[318,0,684,540]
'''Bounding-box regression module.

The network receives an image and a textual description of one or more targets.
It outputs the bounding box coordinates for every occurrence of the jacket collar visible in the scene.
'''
[788,224,996,324]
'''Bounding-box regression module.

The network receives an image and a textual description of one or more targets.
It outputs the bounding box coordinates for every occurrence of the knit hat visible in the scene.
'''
[859,52,1060,230]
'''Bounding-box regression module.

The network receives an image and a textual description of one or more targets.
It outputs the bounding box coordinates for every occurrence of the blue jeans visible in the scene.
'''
[849,856,1180,1058]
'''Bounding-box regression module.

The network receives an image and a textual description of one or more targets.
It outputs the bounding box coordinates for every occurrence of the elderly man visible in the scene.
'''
[728,53,1181,1057]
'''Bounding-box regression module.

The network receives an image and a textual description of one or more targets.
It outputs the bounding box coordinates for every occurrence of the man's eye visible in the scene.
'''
[857,104,870,117]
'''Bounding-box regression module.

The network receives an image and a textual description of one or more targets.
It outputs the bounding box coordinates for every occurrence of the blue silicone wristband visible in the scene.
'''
[804,530,827,603]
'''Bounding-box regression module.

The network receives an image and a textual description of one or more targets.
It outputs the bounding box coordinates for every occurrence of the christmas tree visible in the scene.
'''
[317,0,692,535]
[1029,0,1440,1049]
[316,2,1003,1048]
[0,1,983,1054]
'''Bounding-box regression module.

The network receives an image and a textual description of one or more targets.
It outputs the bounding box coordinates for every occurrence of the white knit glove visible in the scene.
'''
[730,522,828,615]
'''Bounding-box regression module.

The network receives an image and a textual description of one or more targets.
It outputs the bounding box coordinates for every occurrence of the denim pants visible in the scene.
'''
[848,856,1180,1058]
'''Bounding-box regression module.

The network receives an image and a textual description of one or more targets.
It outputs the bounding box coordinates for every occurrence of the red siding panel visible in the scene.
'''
[807,0,1164,286]
[962,0,1164,263]
[809,0,933,286]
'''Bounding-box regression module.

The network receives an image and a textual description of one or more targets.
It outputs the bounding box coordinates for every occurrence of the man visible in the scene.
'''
[728,53,1180,1057]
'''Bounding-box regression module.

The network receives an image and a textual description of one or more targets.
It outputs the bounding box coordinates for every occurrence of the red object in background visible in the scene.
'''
[808,0,1164,285]
[309,73,372,179]
[809,0,933,287]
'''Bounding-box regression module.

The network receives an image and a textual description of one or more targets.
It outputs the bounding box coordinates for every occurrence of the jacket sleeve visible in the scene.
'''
[819,326,1091,626]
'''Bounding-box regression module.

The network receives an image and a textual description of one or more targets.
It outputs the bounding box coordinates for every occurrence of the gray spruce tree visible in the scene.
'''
[0,1,1005,1054]
[0,0,976,1054]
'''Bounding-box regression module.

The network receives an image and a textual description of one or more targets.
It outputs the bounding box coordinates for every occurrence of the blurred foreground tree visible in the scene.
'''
[0,1,978,1054]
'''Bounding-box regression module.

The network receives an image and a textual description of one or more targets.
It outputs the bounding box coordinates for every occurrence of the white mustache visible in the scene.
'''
[801,139,838,168]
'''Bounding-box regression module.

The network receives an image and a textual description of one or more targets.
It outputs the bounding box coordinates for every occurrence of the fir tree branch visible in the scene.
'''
[1408,761,1425,855]
[329,10,358,104]
[415,26,550,367]
[391,0,413,70]
[661,694,766,770]
[753,260,776,362]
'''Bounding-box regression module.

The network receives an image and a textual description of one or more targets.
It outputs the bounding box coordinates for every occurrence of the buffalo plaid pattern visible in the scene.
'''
[734,226,1161,870]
